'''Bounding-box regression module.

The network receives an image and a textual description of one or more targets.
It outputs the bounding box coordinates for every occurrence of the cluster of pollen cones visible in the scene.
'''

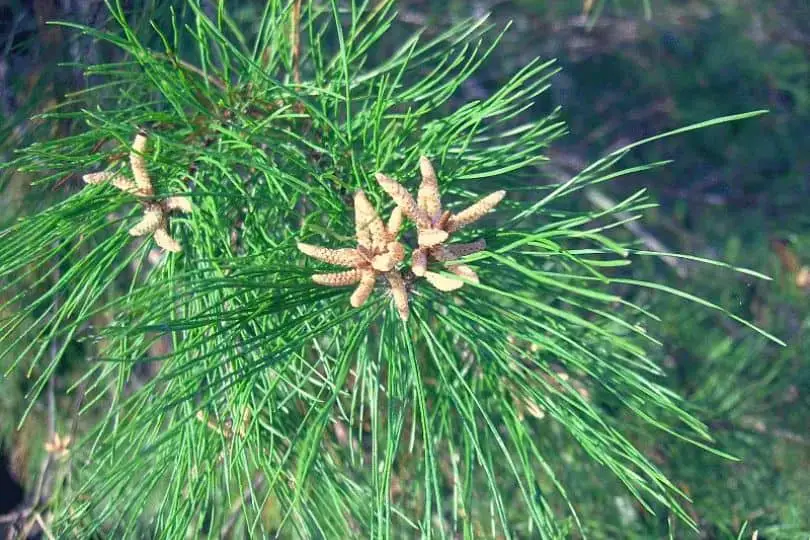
[82,131,192,253]
[298,156,505,321]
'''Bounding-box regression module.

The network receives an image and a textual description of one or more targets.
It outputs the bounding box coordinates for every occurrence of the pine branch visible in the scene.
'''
[0,1,783,538]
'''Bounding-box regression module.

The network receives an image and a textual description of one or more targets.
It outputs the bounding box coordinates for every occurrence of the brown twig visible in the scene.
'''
[291,0,303,85]
[155,53,228,91]
[33,513,56,540]
[0,509,29,525]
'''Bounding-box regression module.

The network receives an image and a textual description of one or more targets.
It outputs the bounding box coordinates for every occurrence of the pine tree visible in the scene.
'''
[0,1,782,537]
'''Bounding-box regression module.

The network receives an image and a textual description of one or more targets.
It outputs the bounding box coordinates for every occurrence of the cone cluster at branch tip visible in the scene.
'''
[299,157,505,320]
[82,131,192,253]
[376,156,504,290]
[297,190,409,320]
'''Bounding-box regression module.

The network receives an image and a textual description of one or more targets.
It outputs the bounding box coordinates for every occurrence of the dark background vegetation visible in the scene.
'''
[1,0,808,537]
